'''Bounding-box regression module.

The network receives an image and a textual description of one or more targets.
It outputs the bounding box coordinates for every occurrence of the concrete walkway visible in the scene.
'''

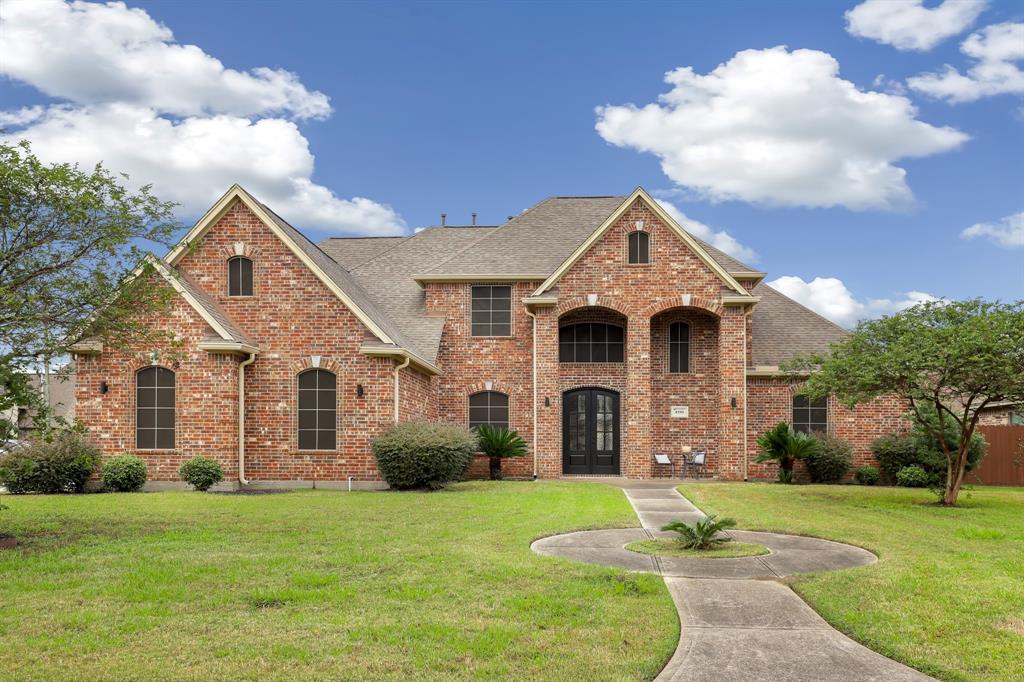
[531,481,936,682]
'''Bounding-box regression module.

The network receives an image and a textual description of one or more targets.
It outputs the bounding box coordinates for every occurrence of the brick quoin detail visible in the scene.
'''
[74,194,908,485]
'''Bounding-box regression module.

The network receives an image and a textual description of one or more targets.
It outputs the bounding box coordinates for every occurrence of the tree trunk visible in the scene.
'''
[489,456,503,481]
[943,442,970,505]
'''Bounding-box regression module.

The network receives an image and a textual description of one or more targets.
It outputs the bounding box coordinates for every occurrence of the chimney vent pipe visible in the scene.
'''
[441,213,447,226]
[471,212,477,226]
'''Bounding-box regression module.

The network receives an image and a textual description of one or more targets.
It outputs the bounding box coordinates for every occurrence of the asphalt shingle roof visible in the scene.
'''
[170,268,257,347]
[751,283,848,366]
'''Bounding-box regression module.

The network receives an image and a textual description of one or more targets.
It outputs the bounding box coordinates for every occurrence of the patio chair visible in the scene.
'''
[653,452,675,478]
[688,450,707,479]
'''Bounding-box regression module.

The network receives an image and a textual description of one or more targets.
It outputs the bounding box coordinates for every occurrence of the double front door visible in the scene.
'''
[562,388,620,475]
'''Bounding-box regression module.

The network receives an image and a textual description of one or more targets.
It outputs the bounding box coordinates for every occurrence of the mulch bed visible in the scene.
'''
[0,535,16,549]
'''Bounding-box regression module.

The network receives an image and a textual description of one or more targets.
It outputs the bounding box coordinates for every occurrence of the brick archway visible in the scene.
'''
[556,295,631,318]
[641,294,723,318]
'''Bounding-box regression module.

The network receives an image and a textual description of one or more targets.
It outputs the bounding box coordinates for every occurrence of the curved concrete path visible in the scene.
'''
[531,482,936,682]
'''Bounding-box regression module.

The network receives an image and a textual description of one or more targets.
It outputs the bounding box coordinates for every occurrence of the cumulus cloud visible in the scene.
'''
[768,275,939,328]
[0,0,404,234]
[908,22,1024,102]
[656,200,757,263]
[595,47,968,211]
[845,0,987,51]
[961,211,1024,248]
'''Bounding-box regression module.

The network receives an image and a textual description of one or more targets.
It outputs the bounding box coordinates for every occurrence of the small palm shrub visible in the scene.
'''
[804,433,853,483]
[0,432,100,494]
[661,514,737,550]
[178,456,224,491]
[475,425,528,480]
[755,422,820,483]
[896,465,930,488]
[101,454,148,492]
[855,465,880,486]
[372,422,476,490]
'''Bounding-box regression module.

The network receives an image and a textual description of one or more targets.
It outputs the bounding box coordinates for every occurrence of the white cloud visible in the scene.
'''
[845,0,987,52]
[961,211,1024,248]
[768,275,939,328]
[908,22,1024,102]
[595,47,968,211]
[656,200,757,263]
[0,0,404,235]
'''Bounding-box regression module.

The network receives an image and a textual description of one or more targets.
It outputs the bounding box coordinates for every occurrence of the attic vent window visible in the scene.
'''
[628,230,650,264]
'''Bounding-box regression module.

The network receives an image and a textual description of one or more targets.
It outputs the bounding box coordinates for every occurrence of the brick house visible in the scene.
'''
[72,185,906,487]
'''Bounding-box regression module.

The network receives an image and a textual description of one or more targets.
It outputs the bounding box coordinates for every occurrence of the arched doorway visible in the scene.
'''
[562,388,620,475]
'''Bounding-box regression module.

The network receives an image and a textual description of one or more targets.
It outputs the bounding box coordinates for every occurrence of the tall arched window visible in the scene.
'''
[297,369,336,450]
[136,366,175,449]
[468,391,509,430]
[228,256,253,296]
[559,323,624,363]
[627,231,649,264]
[669,322,690,373]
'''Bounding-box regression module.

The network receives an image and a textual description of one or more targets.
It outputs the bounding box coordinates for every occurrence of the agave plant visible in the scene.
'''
[475,425,528,480]
[755,421,820,483]
[661,514,737,550]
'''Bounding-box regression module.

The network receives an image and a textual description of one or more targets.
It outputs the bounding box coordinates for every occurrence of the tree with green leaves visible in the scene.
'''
[475,425,528,480]
[0,140,179,441]
[788,300,1024,506]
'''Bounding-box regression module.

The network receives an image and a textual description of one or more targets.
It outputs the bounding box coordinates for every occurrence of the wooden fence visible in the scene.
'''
[967,425,1024,486]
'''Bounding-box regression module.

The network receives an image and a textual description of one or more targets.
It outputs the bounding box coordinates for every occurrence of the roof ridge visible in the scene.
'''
[323,236,405,241]
[422,196,561,274]
[348,225,488,274]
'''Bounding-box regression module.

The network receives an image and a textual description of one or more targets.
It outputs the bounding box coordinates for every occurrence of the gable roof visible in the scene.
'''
[164,185,440,373]
[750,283,849,366]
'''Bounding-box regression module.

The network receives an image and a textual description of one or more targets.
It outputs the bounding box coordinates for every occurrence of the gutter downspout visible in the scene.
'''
[742,311,749,482]
[393,356,411,423]
[524,308,538,480]
[238,352,256,486]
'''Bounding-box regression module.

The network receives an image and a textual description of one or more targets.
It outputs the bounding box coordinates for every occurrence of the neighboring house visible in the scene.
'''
[71,185,906,487]
[978,401,1024,426]
[2,372,76,438]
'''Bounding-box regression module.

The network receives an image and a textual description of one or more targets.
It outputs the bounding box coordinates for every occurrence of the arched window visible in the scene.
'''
[627,230,649,264]
[559,323,624,363]
[136,366,175,449]
[228,256,253,296]
[297,369,336,450]
[669,322,690,373]
[468,391,509,430]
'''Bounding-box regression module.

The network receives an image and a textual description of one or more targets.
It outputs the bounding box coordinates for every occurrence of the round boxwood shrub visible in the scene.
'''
[854,465,880,486]
[803,433,853,483]
[895,465,930,488]
[0,431,100,494]
[870,432,918,484]
[372,421,476,490]
[178,456,223,492]
[101,454,148,492]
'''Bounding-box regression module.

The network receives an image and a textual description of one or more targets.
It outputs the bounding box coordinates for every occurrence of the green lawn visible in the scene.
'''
[0,482,677,681]
[679,483,1024,682]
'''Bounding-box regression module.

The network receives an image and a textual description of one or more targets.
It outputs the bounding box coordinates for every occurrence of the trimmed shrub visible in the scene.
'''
[855,465,880,486]
[896,465,930,488]
[372,421,476,490]
[804,433,853,483]
[101,454,148,492]
[178,456,223,492]
[871,432,918,484]
[0,432,100,494]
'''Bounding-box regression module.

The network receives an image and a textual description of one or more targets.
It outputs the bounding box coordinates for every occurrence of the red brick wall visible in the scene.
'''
[746,376,909,480]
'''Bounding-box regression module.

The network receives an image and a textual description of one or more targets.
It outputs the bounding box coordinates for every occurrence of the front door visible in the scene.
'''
[562,388,620,475]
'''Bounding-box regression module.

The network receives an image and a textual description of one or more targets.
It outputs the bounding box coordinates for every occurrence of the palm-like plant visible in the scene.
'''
[475,425,528,480]
[661,514,737,550]
[755,421,820,483]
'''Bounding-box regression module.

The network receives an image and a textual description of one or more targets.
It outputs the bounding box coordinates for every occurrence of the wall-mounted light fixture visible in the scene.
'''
[356,384,364,398]
[544,397,551,407]
[99,381,109,395]
[730,397,737,408]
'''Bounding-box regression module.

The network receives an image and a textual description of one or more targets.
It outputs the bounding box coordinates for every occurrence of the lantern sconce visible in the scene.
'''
[99,381,109,395]
[356,384,364,398]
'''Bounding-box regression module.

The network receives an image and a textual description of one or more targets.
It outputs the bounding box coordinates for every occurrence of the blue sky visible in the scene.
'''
[1,0,1021,326]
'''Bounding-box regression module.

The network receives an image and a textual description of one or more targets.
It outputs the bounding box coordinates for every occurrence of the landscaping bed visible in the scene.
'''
[679,482,1024,682]
[625,538,768,558]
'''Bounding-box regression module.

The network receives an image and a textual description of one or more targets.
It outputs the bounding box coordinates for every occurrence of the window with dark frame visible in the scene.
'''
[297,369,337,451]
[136,366,175,450]
[228,256,253,296]
[468,391,509,430]
[471,285,512,337]
[627,230,649,264]
[559,323,625,363]
[669,321,690,373]
[792,395,828,434]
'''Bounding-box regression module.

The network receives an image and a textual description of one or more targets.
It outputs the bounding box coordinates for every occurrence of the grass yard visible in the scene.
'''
[0,482,677,681]
[679,483,1024,682]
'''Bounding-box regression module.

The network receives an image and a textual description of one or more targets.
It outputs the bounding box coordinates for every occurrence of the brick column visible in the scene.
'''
[534,306,561,478]
[717,306,747,480]
[624,315,652,478]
